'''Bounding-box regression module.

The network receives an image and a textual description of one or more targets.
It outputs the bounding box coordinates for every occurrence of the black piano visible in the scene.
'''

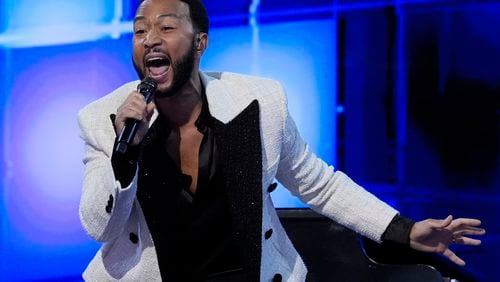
[278,208,479,282]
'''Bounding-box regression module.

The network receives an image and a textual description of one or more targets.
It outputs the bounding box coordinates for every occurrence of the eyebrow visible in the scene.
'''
[134,13,184,23]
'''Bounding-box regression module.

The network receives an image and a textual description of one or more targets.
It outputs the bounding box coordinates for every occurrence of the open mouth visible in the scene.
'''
[145,55,171,80]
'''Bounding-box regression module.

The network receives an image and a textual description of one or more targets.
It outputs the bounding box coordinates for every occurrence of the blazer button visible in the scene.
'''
[143,136,151,146]
[129,232,139,244]
[265,229,273,240]
[273,273,282,282]
[267,182,278,193]
[105,194,114,214]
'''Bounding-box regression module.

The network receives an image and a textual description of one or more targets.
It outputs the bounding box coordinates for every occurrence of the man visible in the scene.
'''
[77,0,485,281]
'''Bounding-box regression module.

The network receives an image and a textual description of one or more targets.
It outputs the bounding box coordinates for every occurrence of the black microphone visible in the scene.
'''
[115,77,157,154]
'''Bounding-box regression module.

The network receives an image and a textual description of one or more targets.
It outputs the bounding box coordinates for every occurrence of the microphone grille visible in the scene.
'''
[138,77,157,92]
[137,77,157,103]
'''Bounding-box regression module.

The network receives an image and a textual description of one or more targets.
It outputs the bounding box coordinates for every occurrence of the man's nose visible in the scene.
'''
[144,30,162,49]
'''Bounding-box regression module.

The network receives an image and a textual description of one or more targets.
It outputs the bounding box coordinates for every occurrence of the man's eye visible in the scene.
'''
[161,26,174,32]
[134,29,146,35]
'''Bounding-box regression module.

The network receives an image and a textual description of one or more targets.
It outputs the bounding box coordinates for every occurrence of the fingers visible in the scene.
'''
[453,227,486,237]
[453,237,482,246]
[449,219,485,245]
[442,248,466,266]
[120,104,147,121]
[427,215,453,229]
[115,91,150,132]
[450,218,482,228]
[123,92,148,115]
[449,218,484,246]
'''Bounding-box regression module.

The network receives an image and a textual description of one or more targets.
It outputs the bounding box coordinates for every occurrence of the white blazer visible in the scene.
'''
[77,72,398,281]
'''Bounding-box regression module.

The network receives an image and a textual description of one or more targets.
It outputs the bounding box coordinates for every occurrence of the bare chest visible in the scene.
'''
[165,126,204,194]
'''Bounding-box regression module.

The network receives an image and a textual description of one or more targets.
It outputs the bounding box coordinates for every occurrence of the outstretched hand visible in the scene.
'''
[409,215,485,266]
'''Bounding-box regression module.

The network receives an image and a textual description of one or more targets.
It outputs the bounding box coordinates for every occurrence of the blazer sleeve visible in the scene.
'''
[274,89,398,243]
[77,108,138,243]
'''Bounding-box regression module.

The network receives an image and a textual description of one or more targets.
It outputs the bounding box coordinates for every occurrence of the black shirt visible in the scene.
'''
[112,95,243,281]
[110,92,414,281]
[142,115,245,281]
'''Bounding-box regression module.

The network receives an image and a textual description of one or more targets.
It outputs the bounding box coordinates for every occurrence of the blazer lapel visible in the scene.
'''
[203,74,265,282]
[212,99,263,282]
[201,72,254,124]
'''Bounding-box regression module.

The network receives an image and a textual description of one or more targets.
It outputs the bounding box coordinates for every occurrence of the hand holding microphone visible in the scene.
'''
[114,78,157,154]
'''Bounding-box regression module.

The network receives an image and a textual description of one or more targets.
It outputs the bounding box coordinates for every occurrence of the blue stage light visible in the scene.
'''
[0,9,337,279]
[2,0,114,30]
[0,0,123,47]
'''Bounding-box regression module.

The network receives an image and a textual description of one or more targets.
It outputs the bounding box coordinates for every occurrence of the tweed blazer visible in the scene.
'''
[77,71,398,281]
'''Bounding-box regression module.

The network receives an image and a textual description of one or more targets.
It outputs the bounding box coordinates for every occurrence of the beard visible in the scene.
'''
[133,37,196,98]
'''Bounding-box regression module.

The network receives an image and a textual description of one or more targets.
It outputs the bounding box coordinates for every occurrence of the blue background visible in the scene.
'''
[0,0,499,281]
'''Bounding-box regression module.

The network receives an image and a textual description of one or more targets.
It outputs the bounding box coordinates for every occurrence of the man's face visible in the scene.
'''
[132,0,198,97]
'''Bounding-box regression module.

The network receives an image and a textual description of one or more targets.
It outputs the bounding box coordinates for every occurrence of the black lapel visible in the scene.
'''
[213,100,263,282]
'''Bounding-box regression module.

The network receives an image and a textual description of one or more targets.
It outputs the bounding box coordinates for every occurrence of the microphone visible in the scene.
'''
[115,77,157,154]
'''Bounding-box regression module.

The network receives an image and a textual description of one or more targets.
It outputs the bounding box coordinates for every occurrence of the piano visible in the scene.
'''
[277,208,478,282]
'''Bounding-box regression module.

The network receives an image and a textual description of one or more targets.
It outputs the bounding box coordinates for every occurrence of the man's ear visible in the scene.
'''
[195,32,208,56]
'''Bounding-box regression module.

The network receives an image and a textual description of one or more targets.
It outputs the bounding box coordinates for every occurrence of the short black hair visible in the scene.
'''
[180,0,209,34]
[140,0,209,34]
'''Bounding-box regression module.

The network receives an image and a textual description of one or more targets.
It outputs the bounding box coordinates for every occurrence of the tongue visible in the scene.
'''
[149,65,168,76]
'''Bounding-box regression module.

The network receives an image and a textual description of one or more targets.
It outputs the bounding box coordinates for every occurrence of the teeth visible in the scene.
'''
[147,57,164,62]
